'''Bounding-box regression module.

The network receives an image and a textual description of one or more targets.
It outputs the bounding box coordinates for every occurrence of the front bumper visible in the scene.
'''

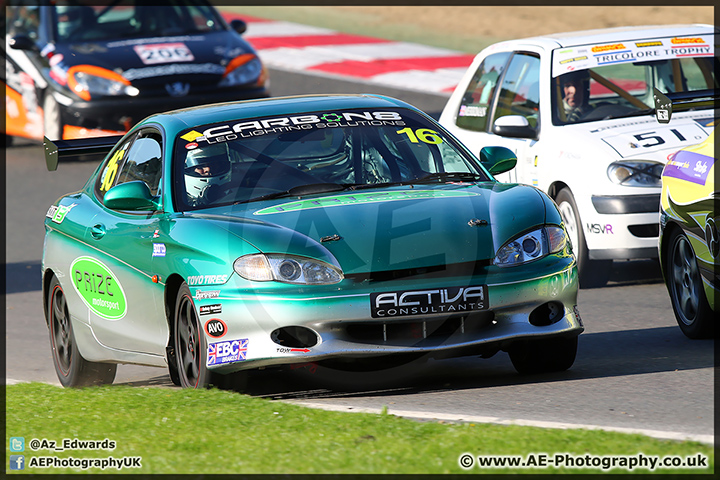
[57,86,269,138]
[194,256,582,373]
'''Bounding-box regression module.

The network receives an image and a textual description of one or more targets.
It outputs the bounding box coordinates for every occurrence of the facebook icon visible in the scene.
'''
[10,455,25,470]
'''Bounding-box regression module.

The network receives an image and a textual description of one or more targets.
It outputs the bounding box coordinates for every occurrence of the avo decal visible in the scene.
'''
[253,190,480,215]
[70,257,127,320]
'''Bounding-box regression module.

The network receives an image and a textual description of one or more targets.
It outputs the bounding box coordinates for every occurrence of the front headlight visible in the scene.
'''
[607,161,663,187]
[68,65,138,101]
[494,226,567,267]
[234,253,344,284]
[219,54,263,87]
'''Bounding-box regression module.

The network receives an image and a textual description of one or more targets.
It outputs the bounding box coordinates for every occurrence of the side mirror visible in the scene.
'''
[9,34,37,51]
[104,181,160,211]
[230,19,247,35]
[480,146,517,175]
[492,115,537,139]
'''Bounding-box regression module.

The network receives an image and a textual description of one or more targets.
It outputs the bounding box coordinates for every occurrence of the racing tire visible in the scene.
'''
[555,188,612,288]
[666,229,715,339]
[508,336,578,375]
[47,276,117,387]
[43,92,63,140]
[172,284,249,390]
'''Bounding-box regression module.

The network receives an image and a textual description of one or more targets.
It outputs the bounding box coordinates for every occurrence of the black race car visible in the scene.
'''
[5,0,269,141]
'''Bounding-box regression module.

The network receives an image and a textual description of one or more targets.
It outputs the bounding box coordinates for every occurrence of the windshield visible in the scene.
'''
[53,0,223,43]
[552,36,716,125]
[173,108,488,211]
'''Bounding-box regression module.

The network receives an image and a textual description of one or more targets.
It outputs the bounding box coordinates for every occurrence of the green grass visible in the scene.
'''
[221,6,501,54]
[6,382,714,474]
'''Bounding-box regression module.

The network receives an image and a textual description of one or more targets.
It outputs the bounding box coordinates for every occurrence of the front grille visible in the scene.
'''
[591,194,661,214]
[628,223,660,238]
[345,259,492,283]
[337,311,495,347]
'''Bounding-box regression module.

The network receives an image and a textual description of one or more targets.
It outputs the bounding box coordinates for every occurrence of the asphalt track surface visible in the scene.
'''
[5,67,715,446]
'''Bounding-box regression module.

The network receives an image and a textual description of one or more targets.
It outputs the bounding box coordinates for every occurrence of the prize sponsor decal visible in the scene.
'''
[671,37,704,44]
[207,338,248,366]
[195,289,220,300]
[370,285,488,318]
[187,274,228,286]
[254,190,480,215]
[70,257,127,320]
[591,43,626,53]
[152,243,166,257]
[199,304,222,315]
[204,318,227,338]
[662,150,714,186]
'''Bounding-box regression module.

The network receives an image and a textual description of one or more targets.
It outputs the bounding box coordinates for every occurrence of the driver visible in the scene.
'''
[184,143,232,205]
[560,70,592,122]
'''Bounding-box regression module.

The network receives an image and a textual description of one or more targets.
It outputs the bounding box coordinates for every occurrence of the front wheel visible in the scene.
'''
[666,230,714,339]
[172,284,249,390]
[47,276,117,387]
[555,188,612,288]
[508,336,578,374]
[43,92,63,140]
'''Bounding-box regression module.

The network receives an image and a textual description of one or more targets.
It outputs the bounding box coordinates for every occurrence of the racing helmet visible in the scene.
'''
[184,143,232,203]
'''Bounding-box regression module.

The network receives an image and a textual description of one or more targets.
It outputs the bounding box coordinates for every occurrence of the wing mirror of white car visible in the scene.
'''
[492,115,537,139]
[480,146,517,175]
[230,19,248,35]
[9,35,38,51]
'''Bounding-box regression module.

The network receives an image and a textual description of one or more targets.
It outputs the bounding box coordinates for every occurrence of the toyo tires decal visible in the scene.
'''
[70,256,127,320]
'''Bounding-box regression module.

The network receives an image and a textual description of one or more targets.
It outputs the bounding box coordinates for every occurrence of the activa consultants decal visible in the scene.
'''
[70,257,127,320]
[254,190,480,215]
[370,285,487,318]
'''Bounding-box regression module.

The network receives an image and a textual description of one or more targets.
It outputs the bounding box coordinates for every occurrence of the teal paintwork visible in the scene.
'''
[42,94,581,384]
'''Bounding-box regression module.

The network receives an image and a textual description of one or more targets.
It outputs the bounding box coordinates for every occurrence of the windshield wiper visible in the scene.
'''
[411,172,485,184]
[235,183,346,205]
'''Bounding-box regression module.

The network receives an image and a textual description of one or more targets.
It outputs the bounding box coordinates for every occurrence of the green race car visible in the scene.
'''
[42,94,582,389]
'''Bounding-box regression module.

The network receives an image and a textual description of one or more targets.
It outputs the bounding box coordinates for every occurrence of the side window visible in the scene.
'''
[491,52,541,128]
[114,131,163,196]
[455,52,511,132]
[8,4,41,39]
[95,135,135,201]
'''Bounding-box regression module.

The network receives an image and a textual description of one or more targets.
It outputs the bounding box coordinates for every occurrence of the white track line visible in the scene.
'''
[281,400,715,445]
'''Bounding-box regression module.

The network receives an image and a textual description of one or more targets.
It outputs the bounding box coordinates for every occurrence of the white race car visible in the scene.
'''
[439,25,716,287]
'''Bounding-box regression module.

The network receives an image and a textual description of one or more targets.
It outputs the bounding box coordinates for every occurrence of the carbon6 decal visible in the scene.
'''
[370,285,488,318]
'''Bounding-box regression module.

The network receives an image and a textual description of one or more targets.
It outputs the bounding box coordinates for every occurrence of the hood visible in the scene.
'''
[196,184,549,275]
[52,31,255,91]
[563,112,714,162]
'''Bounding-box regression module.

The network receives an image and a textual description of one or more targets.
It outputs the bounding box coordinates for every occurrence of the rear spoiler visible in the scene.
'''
[44,135,123,171]
[652,88,718,124]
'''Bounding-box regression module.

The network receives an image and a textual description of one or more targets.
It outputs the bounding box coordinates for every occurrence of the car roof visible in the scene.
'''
[143,94,418,132]
[501,24,716,49]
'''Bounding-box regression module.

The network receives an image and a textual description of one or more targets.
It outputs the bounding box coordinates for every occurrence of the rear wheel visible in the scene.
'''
[47,276,117,387]
[43,92,63,140]
[508,336,578,374]
[556,188,612,288]
[666,229,714,339]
